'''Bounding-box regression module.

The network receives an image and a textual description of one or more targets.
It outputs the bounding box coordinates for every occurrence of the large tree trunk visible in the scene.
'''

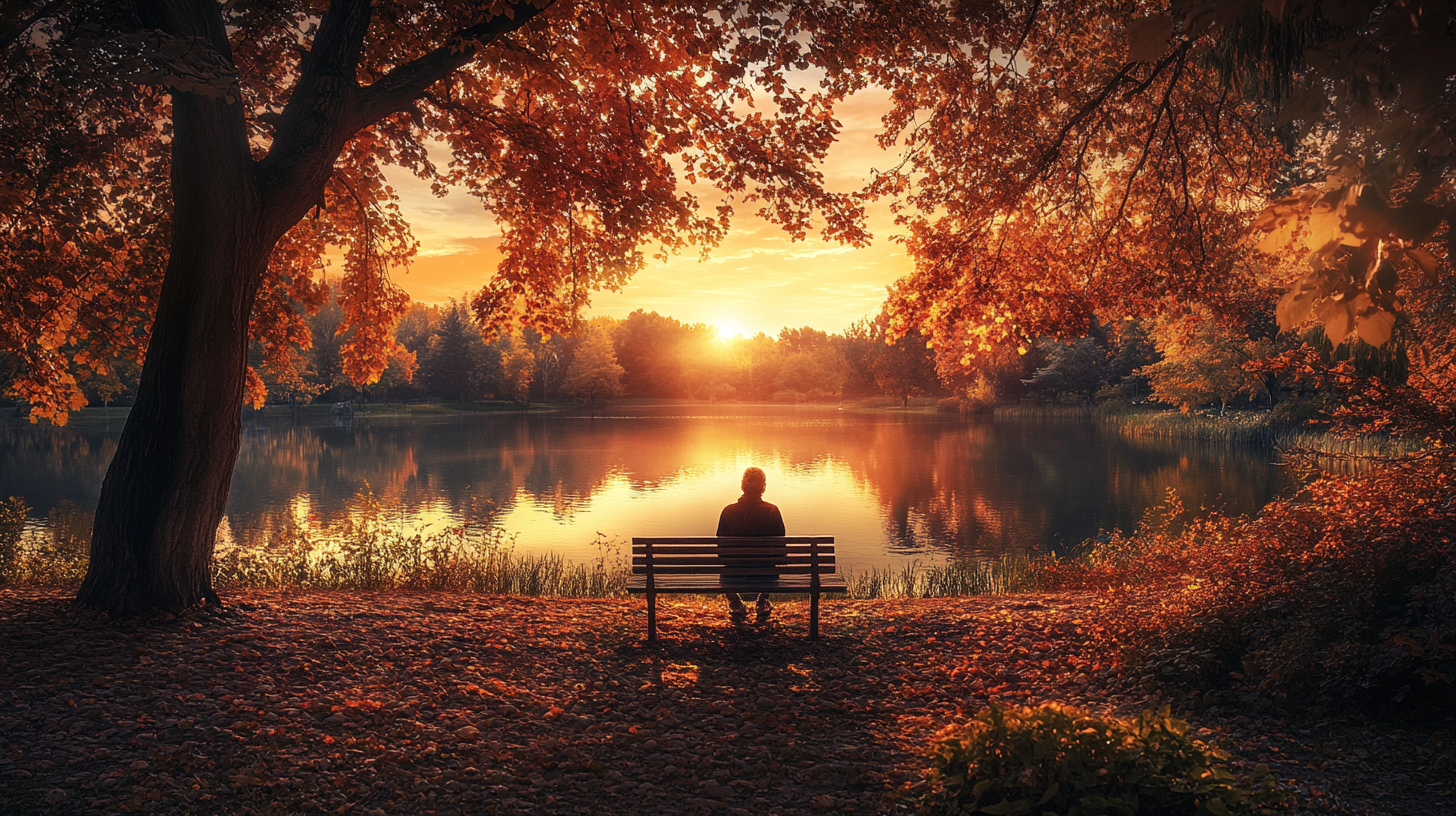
[77,84,267,614]
[74,0,536,613]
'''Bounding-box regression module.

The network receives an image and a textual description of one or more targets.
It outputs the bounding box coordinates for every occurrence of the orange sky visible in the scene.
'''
[381,88,914,337]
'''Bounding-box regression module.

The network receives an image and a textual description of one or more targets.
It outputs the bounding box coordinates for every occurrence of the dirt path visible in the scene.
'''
[1,589,1449,814]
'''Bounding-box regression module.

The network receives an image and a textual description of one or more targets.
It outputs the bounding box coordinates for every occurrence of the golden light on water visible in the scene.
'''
[8,409,1297,573]
[492,454,890,567]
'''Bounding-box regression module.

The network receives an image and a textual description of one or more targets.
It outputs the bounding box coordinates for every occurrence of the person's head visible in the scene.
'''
[741,467,767,497]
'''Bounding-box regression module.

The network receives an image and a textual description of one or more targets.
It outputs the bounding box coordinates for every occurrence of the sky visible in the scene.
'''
[379,88,915,338]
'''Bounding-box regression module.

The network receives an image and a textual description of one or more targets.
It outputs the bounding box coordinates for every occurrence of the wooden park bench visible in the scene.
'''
[629,536,847,642]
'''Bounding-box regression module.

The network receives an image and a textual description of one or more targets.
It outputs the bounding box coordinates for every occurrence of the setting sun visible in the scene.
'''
[714,321,747,341]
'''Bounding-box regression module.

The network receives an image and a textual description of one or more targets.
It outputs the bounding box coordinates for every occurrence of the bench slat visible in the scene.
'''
[632,565,837,576]
[632,554,836,566]
[628,576,848,593]
[634,536,833,545]
[632,545,835,556]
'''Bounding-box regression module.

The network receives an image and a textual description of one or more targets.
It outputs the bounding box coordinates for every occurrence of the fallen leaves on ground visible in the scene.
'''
[0,589,1450,815]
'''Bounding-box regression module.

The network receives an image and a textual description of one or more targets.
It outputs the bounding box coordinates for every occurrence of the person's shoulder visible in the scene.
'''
[762,500,782,513]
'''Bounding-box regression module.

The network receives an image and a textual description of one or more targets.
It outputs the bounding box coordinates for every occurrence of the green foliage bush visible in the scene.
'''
[900,703,1279,816]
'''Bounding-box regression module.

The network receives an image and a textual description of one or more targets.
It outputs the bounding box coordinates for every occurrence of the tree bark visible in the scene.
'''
[78,0,272,614]
[77,93,265,613]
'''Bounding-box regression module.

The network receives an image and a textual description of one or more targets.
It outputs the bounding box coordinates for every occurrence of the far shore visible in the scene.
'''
[7,398,1419,458]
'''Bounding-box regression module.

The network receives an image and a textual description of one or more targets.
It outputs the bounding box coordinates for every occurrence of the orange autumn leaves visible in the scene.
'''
[3,1,872,420]
[6,0,1451,423]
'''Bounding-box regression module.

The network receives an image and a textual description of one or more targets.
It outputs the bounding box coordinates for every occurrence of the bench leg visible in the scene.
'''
[810,591,820,641]
[647,591,657,643]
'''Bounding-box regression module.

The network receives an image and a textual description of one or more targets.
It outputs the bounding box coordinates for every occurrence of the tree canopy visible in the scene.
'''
[1,0,908,612]
[852,0,1452,431]
[0,0,874,425]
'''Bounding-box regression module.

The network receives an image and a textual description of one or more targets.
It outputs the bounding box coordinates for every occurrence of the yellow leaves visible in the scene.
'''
[1255,172,1421,348]
[1315,297,1353,344]
[1254,220,1298,255]
[1275,279,1317,333]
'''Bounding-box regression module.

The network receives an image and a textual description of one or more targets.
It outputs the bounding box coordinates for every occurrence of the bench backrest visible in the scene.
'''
[632,536,835,577]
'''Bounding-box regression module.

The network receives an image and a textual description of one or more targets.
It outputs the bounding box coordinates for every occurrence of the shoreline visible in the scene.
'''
[17,397,1423,455]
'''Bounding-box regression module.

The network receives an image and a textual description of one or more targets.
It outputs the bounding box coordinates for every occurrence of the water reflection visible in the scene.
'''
[0,406,1294,569]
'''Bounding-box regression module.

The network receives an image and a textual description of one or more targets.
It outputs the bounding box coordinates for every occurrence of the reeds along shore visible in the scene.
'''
[992,403,1421,457]
[1,495,1060,600]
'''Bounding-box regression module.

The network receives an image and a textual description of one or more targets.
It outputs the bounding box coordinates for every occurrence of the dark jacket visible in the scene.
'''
[717,495,785,537]
[717,495,786,572]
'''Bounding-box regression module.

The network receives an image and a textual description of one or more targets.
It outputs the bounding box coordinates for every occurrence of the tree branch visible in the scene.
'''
[1004,0,1041,74]
[349,1,551,133]
[1090,47,1188,273]
[258,0,376,230]
[0,0,63,53]
[257,0,549,233]
[1026,41,1190,186]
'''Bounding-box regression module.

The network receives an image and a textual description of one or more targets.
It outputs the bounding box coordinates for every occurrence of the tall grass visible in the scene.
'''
[211,490,630,596]
[0,486,1163,602]
[843,553,1043,599]
[995,403,1422,458]
[0,491,631,597]
[3,491,1058,601]
[992,404,1094,422]
[0,498,91,587]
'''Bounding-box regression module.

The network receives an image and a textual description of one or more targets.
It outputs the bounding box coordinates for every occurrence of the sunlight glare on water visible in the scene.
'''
[497,455,892,570]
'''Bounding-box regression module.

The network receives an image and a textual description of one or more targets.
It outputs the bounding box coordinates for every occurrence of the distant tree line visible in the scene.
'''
[1,287,1404,418]
[1006,305,1409,418]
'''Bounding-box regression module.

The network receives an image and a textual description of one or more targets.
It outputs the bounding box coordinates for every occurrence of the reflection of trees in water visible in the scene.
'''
[0,422,119,517]
[854,420,1290,557]
[5,412,1292,559]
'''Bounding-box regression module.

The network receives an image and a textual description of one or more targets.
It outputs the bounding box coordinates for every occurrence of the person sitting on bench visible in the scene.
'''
[717,466,786,623]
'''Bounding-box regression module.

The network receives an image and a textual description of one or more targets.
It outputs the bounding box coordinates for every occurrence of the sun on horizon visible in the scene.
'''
[714,321,748,341]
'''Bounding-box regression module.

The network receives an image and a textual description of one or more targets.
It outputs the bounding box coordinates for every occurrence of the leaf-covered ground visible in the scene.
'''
[1,589,1451,815]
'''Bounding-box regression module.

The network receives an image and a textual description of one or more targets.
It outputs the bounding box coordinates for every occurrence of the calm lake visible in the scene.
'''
[1,404,1294,570]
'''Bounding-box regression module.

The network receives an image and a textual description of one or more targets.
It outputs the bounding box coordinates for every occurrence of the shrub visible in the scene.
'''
[899,703,1279,816]
[1128,452,1456,708]
[1030,452,1456,708]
